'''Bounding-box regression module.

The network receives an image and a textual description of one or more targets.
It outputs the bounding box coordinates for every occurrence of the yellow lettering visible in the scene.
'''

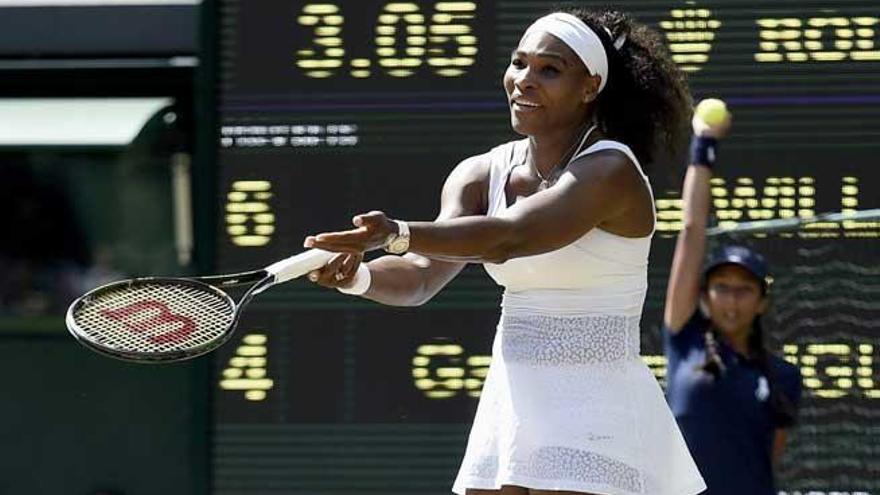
[756,16,880,62]
[226,181,274,247]
[219,333,274,401]
[297,4,345,78]
[660,7,721,72]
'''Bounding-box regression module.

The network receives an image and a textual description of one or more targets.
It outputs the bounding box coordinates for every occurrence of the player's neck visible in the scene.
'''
[526,123,596,177]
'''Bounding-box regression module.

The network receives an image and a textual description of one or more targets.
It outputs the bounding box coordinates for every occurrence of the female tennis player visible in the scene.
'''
[306,9,705,495]
[662,107,802,495]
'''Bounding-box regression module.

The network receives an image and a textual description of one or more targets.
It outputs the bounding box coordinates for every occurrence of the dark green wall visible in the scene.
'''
[0,337,206,495]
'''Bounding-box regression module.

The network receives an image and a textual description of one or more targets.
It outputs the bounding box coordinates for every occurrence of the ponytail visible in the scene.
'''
[700,329,726,379]
[699,315,797,427]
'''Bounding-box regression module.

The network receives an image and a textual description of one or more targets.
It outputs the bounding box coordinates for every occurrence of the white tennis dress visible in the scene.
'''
[452,139,706,495]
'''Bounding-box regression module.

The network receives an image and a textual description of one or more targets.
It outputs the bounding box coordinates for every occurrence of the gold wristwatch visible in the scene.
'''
[383,220,410,254]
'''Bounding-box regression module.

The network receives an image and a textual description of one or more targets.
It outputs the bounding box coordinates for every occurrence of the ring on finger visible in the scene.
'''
[335,272,346,281]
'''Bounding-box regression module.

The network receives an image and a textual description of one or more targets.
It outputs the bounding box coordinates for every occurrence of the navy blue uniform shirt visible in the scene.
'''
[664,311,802,495]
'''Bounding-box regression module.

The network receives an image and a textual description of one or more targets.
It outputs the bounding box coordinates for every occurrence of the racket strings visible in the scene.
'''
[72,282,235,354]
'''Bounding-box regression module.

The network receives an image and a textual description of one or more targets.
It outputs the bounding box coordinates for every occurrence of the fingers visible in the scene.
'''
[307,253,342,285]
[692,116,712,137]
[303,238,365,253]
[307,253,365,289]
[304,227,370,251]
[339,252,362,281]
[305,210,390,252]
[692,114,732,139]
[353,210,386,227]
[308,253,352,288]
[303,234,364,253]
[315,227,369,243]
[304,229,386,252]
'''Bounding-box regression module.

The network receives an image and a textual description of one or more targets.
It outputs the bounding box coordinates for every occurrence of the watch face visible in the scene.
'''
[388,237,409,254]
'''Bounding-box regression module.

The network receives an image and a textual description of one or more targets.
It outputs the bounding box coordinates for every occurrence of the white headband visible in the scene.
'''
[521,12,611,93]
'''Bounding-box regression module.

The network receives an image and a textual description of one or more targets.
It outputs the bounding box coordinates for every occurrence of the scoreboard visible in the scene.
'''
[207,1,880,493]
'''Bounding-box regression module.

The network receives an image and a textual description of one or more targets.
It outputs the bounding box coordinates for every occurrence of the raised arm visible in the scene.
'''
[663,110,731,332]
[309,154,489,306]
[663,163,713,332]
[306,150,648,264]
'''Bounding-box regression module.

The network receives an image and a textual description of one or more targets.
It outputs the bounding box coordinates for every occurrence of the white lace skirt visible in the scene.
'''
[452,311,706,495]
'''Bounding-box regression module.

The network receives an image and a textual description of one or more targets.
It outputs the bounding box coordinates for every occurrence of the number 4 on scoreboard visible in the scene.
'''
[219,333,275,401]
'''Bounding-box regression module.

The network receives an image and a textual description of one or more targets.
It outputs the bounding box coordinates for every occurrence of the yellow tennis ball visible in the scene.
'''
[694,98,730,126]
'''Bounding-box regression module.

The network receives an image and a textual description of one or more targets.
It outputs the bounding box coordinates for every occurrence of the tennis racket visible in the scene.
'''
[66,249,335,363]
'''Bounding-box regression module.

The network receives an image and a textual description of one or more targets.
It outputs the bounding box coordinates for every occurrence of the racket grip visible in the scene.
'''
[265,249,336,285]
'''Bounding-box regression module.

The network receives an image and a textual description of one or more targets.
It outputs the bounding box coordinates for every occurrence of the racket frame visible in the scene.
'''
[66,249,336,363]
[66,272,271,363]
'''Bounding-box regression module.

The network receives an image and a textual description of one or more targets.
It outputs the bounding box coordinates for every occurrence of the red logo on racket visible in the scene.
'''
[101,301,194,344]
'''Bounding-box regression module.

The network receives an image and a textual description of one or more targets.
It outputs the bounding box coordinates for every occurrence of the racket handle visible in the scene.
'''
[265,249,336,285]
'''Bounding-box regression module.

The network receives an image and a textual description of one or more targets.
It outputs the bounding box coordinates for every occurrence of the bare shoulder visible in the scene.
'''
[564,147,653,236]
[445,151,492,185]
[439,151,493,218]
[566,148,643,187]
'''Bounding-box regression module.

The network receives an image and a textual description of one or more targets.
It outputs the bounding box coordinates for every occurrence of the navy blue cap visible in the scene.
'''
[703,245,771,288]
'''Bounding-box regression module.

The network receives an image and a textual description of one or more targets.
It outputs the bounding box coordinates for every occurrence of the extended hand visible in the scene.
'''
[304,210,396,254]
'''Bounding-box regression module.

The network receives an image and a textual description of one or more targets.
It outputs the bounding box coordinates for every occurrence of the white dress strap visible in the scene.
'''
[572,140,647,179]
[486,139,526,216]
[571,140,656,232]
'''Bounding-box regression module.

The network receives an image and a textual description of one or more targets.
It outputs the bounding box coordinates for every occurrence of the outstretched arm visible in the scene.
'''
[306,150,647,264]
[307,155,488,306]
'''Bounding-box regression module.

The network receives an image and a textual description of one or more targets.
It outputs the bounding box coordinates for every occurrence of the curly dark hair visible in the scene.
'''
[562,8,692,164]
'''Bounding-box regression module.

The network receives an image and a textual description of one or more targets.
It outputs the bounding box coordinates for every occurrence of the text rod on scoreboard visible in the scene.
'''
[220,0,880,97]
